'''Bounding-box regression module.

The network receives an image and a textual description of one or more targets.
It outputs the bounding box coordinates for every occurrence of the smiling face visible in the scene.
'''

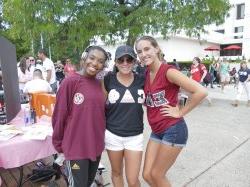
[82,49,106,77]
[115,55,135,74]
[135,40,160,66]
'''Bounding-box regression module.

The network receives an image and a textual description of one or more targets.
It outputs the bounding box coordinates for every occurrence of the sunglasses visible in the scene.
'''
[30,59,35,61]
[117,57,134,64]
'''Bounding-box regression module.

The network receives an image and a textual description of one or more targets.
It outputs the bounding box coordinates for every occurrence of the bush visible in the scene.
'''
[201,58,213,65]
[176,61,192,70]
[235,57,242,64]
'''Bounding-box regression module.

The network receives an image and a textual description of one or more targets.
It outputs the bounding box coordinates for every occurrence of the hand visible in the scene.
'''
[160,104,182,118]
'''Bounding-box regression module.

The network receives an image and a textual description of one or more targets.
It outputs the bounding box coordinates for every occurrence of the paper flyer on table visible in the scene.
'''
[22,124,53,140]
[0,126,24,141]
[0,124,15,131]
[0,133,18,141]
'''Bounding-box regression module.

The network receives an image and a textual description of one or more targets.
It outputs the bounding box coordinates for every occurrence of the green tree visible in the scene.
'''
[0,14,4,31]
[0,1,6,33]
[2,0,230,60]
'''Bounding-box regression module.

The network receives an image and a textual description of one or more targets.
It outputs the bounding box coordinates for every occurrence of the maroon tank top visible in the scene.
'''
[144,63,183,134]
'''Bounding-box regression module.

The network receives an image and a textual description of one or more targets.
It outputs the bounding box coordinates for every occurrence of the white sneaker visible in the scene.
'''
[98,162,106,171]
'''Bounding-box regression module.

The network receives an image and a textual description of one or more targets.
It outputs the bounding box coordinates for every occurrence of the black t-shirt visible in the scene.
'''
[135,65,146,76]
[238,68,250,82]
[104,72,145,137]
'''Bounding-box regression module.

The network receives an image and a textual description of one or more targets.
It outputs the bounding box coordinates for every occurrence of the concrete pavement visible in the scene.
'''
[100,84,250,187]
[207,84,249,103]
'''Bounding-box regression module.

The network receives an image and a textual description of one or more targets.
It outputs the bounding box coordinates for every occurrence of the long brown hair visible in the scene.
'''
[19,57,27,74]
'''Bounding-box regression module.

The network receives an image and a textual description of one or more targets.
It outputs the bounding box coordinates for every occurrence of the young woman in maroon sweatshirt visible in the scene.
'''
[52,46,109,187]
[135,36,207,187]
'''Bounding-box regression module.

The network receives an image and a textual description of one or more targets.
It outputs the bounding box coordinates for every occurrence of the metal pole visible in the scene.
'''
[31,38,34,55]
[40,33,44,48]
[49,45,51,59]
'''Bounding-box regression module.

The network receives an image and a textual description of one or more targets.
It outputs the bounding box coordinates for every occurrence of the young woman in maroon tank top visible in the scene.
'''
[135,36,207,187]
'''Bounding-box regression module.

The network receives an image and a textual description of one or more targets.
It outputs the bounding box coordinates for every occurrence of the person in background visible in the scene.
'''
[190,57,207,84]
[134,36,207,187]
[17,57,32,91]
[37,49,57,93]
[219,58,230,93]
[229,67,237,87]
[103,45,145,187]
[63,58,76,77]
[208,61,216,88]
[17,57,33,103]
[52,46,109,187]
[23,69,52,94]
[190,57,212,105]
[212,58,220,86]
[135,59,146,76]
[231,61,250,107]
[28,56,36,73]
[55,60,65,84]
[168,59,180,70]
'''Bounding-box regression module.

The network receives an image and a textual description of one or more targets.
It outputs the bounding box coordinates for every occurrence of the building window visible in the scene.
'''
[236,4,245,19]
[234,26,244,33]
[214,29,225,34]
[234,35,243,39]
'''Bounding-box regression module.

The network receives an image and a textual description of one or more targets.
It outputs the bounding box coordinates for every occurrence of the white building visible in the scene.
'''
[207,0,250,60]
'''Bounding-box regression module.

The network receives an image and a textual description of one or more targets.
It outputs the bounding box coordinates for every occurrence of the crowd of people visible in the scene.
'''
[17,51,76,96]
[187,56,250,107]
[15,36,249,187]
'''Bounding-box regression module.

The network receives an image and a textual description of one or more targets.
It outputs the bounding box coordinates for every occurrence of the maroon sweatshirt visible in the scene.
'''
[52,73,105,161]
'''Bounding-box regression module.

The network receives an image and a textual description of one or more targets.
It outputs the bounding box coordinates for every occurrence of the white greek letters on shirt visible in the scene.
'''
[120,89,135,103]
[73,93,84,105]
[146,90,169,107]
[190,68,199,74]
[137,89,145,103]
[108,89,120,104]
[145,94,154,107]
[108,89,145,104]
[239,71,247,76]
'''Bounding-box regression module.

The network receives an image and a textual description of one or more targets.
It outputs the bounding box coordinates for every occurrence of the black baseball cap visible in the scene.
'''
[115,45,137,60]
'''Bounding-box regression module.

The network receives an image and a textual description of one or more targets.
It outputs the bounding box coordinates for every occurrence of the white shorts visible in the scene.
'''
[220,74,230,82]
[105,130,143,151]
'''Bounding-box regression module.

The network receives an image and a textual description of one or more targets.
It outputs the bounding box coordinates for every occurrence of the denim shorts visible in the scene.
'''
[150,120,188,147]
